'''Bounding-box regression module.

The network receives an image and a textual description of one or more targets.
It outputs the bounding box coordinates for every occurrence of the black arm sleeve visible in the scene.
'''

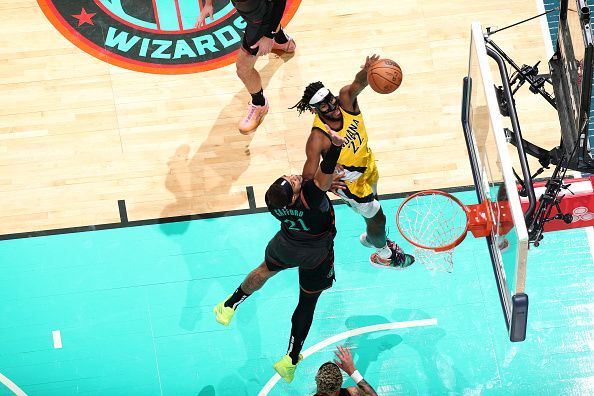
[301,179,326,209]
[320,143,342,174]
[262,0,287,38]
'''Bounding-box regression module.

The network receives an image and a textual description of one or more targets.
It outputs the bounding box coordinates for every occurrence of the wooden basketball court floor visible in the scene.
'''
[1,0,594,395]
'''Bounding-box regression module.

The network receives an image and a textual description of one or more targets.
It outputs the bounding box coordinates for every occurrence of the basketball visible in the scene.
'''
[367,59,403,94]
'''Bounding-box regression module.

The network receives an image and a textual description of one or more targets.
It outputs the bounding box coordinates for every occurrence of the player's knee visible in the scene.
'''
[257,261,274,276]
[236,63,247,80]
[368,207,386,228]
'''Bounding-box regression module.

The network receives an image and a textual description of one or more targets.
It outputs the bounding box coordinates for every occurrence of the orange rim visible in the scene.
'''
[396,190,470,252]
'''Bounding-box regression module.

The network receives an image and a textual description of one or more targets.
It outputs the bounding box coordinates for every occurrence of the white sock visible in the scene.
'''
[376,244,392,259]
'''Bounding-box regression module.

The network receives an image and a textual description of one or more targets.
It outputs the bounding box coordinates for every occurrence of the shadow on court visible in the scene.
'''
[159,52,291,325]
[158,53,296,394]
[391,308,470,393]
[343,315,404,376]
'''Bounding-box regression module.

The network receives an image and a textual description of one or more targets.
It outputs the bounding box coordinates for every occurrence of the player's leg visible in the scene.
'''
[274,250,334,383]
[338,189,414,268]
[236,26,269,134]
[213,261,279,326]
[214,232,292,326]
[361,201,387,248]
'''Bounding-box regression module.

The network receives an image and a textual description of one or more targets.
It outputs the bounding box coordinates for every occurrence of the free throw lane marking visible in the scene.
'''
[258,318,438,395]
[52,330,62,349]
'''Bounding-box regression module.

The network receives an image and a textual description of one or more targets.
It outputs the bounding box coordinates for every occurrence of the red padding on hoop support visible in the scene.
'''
[519,176,594,232]
[465,199,494,238]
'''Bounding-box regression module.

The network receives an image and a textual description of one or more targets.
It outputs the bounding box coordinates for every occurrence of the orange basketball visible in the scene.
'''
[367,59,403,94]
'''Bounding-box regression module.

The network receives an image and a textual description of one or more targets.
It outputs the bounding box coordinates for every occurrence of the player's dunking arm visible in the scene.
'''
[338,54,380,113]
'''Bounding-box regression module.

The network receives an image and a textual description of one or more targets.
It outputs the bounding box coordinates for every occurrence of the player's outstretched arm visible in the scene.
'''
[339,54,380,111]
[333,345,378,396]
[314,125,343,192]
[303,129,325,180]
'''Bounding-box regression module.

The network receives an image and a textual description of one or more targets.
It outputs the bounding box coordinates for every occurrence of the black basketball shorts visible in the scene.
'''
[236,1,273,55]
[264,231,336,293]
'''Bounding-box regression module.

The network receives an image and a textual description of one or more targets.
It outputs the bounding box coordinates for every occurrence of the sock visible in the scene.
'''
[250,89,265,106]
[224,285,250,309]
[287,335,302,365]
[376,243,392,260]
[274,28,289,44]
[287,290,321,364]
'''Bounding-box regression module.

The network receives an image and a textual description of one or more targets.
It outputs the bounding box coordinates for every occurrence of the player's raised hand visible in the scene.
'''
[333,345,356,375]
[323,124,344,147]
[195,3,214,28]
[330,165,347,195]
[361,54,380,71]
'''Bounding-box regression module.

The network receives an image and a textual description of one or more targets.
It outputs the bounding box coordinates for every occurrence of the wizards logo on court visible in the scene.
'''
[37,0,301,74]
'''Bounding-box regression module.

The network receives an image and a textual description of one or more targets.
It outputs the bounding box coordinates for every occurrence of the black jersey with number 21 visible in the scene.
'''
[267,179,335,239]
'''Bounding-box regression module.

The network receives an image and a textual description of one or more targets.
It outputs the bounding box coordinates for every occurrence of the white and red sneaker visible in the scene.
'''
[369,240,415,270]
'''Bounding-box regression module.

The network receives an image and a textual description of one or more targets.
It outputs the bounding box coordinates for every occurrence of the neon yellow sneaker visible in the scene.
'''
[213,297,235,326]
[272,354,303,383]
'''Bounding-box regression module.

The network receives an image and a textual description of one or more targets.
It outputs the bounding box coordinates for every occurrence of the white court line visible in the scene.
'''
[52,330,62,349]
[536,0,594,265]
[258,318,438,396]
[0,373,27,396]
[536,0,555,58]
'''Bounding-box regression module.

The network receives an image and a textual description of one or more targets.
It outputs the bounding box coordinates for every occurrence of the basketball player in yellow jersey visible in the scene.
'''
[291,54,414,269]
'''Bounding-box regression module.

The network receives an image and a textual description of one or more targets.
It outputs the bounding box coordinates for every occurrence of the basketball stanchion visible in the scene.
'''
[396,190,513,272]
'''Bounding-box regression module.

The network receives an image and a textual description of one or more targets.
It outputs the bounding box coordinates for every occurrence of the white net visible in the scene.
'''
[412,247,454,272]
[397,191,469,272]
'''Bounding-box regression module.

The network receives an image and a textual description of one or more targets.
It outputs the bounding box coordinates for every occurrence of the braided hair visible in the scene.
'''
[290,81,326,115]
[315,362,343,394]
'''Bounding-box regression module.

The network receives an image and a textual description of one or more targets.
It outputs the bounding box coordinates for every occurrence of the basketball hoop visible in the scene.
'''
[396,190,495,272]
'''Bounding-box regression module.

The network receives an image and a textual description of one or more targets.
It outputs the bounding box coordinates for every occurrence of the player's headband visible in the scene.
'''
[272,177,294,207]
[309,87,337,114]
[309,87,331,106]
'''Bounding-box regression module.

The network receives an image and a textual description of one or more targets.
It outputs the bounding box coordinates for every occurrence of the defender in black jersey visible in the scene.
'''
[314,345,378,396]
[213,124,343,384]
[196,0,297,133]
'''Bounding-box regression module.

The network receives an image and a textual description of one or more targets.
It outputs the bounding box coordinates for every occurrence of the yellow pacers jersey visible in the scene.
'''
[312,107,379,202]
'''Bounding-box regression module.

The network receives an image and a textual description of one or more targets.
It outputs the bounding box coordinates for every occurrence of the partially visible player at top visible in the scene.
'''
[196,0,296,134]
[213,125,344,383]
[291,54,415,269]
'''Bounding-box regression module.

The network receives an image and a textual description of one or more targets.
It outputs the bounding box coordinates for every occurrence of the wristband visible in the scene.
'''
[350,369,363,384]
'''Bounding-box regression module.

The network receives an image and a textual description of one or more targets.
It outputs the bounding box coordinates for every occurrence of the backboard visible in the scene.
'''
[462,23,530,342]
[550,0,594,169]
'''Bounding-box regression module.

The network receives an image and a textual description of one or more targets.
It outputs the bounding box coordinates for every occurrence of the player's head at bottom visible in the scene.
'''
[265,175,303,209]
[315,362,343,395]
